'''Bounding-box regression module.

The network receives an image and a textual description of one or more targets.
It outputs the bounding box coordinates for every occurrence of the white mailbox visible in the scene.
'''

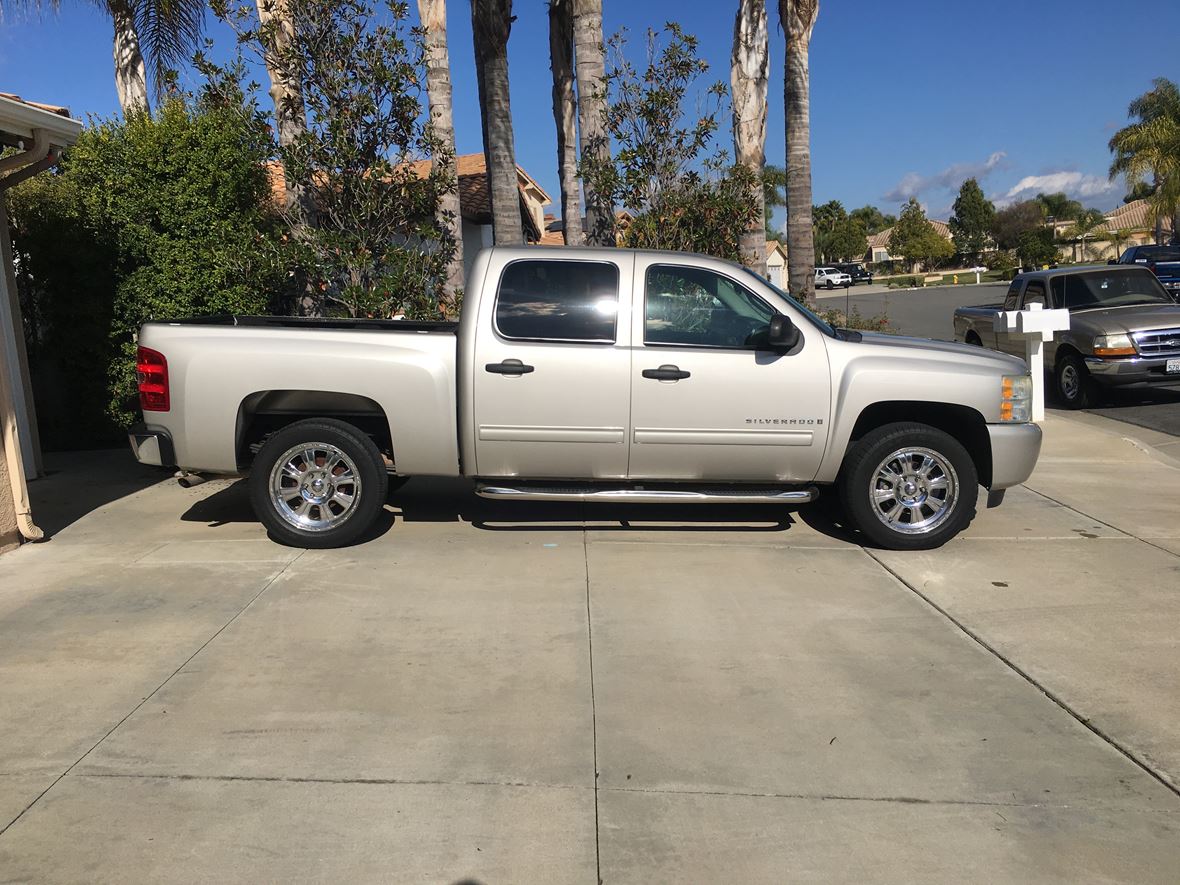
[1000,301,1071,421]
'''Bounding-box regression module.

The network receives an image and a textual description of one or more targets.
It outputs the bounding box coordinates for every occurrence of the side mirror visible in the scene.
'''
[768,314,801,351]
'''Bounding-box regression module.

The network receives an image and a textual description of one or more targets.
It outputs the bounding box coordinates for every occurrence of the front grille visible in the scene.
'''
[1133,327,1180,356]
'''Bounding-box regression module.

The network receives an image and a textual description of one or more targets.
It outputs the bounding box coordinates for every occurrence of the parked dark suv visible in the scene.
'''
[834,262,873,285]
[1115,245,1180,300]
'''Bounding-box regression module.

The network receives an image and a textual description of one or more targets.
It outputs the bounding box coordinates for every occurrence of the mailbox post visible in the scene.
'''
[1000,301,1071,421]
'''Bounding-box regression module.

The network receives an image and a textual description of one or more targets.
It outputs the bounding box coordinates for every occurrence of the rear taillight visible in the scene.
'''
[136,346,169,411]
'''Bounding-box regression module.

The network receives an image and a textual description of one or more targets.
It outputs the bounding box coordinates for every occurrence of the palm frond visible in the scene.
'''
[134,0,206,95]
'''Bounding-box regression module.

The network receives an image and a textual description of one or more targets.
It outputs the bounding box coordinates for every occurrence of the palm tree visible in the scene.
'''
[731,0,769,277]
[573,0,612,246]
[418,0,464,303]
[1063,208,1106,262]
[1097,226,1134,261]
[3,0,204,114]
[763,162,786,238]
[470,0,523,244]
[1110,78,1180,245]
[777,0,819,303]
[548,0,582,244]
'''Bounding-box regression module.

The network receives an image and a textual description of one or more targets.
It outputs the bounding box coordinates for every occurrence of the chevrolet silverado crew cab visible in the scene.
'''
[954,265,1180,408]
[130,246,1042,550]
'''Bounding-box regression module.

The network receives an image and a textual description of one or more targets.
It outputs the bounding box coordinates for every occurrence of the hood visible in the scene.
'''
[853,331,1028,372]
[1071,303,1180,334]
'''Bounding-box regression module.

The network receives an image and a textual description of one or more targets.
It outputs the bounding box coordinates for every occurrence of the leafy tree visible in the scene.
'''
[887,198,952,271]
[8,85,284,438]
[819,217,867,262]
[1034,191,1082,221]
[1124,179,1157,203]
[1109,77,1180,244]
[949,177,994,256]
[812,199,846,233]
[212,0,457,318]
[580,23,760,260]
[849,204,894,234]
[1016,227,1057,267]
[991,199,1045,250]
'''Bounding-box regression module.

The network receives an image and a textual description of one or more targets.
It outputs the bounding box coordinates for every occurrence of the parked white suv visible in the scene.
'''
[816,267,852,289]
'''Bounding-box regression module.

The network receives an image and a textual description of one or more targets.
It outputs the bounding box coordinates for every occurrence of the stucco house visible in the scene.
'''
[865,219,953,266]
[765,239,787,288]
[0,93,82,552]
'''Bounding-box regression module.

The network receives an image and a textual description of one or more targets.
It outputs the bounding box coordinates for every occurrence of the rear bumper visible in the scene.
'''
[128,423,176,467]
[987,422,1042,490]
[1084,355,1180,387]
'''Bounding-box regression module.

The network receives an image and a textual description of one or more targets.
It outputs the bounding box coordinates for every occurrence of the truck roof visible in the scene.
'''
[1014,264,1146,282]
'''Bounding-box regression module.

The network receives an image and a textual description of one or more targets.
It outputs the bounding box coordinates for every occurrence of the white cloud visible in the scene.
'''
[883,151,1007,203]
[1004,171,1116,200]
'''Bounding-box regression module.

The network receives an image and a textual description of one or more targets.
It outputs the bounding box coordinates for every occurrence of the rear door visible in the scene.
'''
[472,254,633,479]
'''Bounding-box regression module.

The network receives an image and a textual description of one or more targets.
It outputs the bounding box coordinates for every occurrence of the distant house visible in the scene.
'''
[765,240,787,288]
[865,219,953,266]
[267,152,552,274]
[1088,199,1176,260]
[540,210,634,247]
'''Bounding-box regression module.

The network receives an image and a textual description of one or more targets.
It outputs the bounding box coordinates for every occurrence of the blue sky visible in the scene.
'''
[2,0,1178,227]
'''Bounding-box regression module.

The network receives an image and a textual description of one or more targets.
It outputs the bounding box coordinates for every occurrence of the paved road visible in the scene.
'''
[818,283,1180,437]
[3,431,1180,882]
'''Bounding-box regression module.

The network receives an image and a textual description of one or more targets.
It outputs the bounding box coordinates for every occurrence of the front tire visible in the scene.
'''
[249,418,388,548]
[1055,352,1095,409]
[839,422,978,550]
[826,280,835,290]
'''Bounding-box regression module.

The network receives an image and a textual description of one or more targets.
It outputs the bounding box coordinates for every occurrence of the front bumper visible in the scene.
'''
[987,422,1042,490]
[1084,355,1180,387]
[128,423,176,467]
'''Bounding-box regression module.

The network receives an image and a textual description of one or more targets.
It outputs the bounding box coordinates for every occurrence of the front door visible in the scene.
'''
[472,255,633,479]
[627,259,832,483]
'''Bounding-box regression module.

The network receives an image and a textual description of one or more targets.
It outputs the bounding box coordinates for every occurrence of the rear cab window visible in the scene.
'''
[494,259,620,343]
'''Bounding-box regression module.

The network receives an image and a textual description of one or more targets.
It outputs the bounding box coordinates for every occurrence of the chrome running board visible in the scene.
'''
[475,483,818,505]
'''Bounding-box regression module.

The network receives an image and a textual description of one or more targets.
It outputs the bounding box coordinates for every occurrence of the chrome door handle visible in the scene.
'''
[641,364,691,381]
[485,359,535,376]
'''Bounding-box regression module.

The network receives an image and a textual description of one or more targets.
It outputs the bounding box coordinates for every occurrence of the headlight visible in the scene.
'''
[1093,333,1136,357]
[1000,374,1032,422]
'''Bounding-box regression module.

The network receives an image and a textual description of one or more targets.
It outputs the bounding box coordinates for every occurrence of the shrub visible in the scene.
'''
[9,87,286,440]
[818,307,893,332]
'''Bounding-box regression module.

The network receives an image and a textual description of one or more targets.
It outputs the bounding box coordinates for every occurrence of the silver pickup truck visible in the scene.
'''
[129,246,1041,550]
[954,265,1180,408]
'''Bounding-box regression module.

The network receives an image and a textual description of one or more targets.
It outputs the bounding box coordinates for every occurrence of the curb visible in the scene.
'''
[1048,409,1180,471]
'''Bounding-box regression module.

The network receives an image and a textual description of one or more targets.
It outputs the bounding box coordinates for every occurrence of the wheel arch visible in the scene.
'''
[843,401,992,489]
[235,390,393,471]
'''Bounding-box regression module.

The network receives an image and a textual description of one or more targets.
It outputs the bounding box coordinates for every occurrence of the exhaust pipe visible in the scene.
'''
[176,471,207,489]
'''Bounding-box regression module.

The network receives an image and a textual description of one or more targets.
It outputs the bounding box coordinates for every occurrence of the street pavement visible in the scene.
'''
[819,283,1180,438]
[2,419,1180,883]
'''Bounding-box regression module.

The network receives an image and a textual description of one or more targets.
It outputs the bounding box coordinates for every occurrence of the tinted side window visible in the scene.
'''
[1050,276,1065,308]
[645,265,775,349]
[1002,283,1021,310]
[495,260,619,342]
[1023,281,1046,306]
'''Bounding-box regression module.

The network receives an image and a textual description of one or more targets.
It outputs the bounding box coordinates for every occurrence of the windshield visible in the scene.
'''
[1059,269,1173,310]
[738,267,836,336]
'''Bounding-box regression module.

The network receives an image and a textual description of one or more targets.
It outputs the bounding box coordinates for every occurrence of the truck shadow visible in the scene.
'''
[180,475,858,544]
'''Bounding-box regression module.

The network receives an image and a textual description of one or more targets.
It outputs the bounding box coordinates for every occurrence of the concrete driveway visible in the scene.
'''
[2,415,1179,883]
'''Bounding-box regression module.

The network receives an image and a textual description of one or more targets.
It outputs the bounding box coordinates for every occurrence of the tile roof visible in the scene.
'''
[766,239,786,258]
[1100,198,1174,234]
[866,219,952,250]
[0,92,71,117]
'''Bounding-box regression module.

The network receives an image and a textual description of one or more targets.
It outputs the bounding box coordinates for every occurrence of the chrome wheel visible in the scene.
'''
[269,442,362,533]
[869,447,958,535]
[1059,363,1080,401]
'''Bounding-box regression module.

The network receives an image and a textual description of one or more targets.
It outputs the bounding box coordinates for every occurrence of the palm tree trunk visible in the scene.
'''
[549,0,582,245]
[110,0,149,113]
[573,0,612,246]
[418,0,465,305]
[256,0,311,217]
[732,0,769,277]
[779,0,819,304]
[471,0,524,245]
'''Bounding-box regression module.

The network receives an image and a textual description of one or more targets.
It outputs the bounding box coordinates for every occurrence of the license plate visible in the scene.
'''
[1168,359,1180,374]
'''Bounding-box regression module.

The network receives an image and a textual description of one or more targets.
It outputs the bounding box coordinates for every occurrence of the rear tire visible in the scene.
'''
[1055,352,1095,409]
[839,422,978,550]
[249,418,388,548]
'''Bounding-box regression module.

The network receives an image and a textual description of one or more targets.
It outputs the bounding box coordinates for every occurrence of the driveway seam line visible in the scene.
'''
[582,524,602,885]
[70,772,591,790]
[1022,483,1180,561]
[0,552,304,840]
[863,548,1180,802]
